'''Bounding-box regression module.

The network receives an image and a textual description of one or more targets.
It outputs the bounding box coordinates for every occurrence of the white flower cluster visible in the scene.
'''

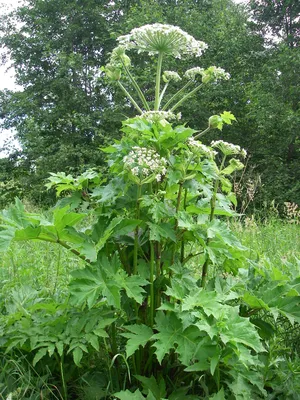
[188,137,217,158]
[207,66,230,81]
[184,67,204,80]
[211,140,247,157]
[184,66,230,83]
[117,24,208,58]
[163,70,182,83]
[137,110,181,122]
[123,146,167,182]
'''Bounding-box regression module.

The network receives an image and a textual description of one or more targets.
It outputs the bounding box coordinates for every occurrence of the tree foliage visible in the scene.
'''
[0,0,299,207]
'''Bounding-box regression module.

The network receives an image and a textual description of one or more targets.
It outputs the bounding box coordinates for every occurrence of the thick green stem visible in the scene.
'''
[180,189,188,263]
[201,155,227,288]
[170,182,183,270]
[149,240,155,327]
[134,184,142,275]
[59,355,67,400]
[162,80,193,111]
[170,83,203,112]
[117,81,143,114]
[121,60,150,111]
[154,52,164,110]
[111,322,121,391]
[35,237,92,266]
[158,82,169,109]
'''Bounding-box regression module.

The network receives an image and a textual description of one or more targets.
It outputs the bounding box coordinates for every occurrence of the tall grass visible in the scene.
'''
[233,219,300,267]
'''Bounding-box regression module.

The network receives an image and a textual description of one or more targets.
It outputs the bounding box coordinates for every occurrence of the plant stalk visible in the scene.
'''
[121,60,150,111]
[162,80,193,111]
[154,52,164,110]
[193,126,211,140]
[117,81,143,114]
[149,240,155,327]
[170,83,203,112]
[134,184,142,275]
[201,155,226,287]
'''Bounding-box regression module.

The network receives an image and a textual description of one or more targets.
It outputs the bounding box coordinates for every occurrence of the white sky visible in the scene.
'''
[0,0,24,154]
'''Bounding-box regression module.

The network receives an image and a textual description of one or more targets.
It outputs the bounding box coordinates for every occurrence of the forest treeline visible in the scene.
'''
[0,0,299,209]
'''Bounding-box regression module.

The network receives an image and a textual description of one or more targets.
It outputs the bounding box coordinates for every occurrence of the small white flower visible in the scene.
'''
[188,138,216,158]
[136,110,179,122]
[123,146,168,180]
[211,140,246,157]
[184,67,204,80]
[201,66,230,83]
[162,71,182,83]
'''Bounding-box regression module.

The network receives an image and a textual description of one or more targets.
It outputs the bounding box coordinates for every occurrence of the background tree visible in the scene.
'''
[0,0,299,208]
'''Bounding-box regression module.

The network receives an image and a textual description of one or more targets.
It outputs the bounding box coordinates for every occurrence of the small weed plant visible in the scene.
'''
[0,24,300,399]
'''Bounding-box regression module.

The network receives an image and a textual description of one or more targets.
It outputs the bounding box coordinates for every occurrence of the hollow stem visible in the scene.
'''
[117,81,143,114]
[201,155,227,287]
[180,188,188,263]
[134,184,142,275]
[162,80,193,111]
[154,52,164,110]
[121,59,150,111]
[149,240,155,328]
[170,83,203,112]
[158,82,169,109]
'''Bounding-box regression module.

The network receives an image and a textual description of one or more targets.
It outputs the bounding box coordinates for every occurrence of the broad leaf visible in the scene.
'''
[121,324,153,358]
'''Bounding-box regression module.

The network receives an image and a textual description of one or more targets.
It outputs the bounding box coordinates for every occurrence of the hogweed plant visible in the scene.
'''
[1,24,300,400]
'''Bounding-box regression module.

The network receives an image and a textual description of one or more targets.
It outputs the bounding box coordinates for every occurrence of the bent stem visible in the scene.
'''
[154,52,164,110]
[170,83,203,112]
[193,126,211,140]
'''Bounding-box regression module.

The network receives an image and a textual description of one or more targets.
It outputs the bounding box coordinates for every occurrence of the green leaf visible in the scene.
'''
[32,347,48,366]
[219,310,264,353]
[113,219,142,237]
[152,312,201,365]
[182,290,224,319]
[209,388,225,400]
[114,389,145,400]
[148,222,176,242]
[122,324,153,358]
[220,111,236,124]
[169,387,199,400]
[135,375,166,400]
[96,217,123,251]
[73,347,83,367]
[0,226,15,251]
[123,275,148,304]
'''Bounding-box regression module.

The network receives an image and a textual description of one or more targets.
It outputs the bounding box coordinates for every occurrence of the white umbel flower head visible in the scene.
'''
[137,110,181,122]
[211,140,247,157]
[201,66,230,83]
[162,71,182,83]
[188,137,217,158]
[117,24,208,58]
[185,66,230,83]
[123,146,167,181]
[184,67,204,80]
